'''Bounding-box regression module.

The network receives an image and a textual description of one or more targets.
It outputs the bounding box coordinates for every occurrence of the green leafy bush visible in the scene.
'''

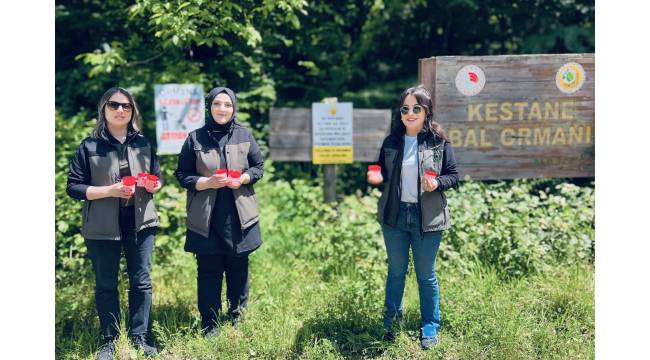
[55,111,95,284]
[258,176,594,280]
[444,180,594,277]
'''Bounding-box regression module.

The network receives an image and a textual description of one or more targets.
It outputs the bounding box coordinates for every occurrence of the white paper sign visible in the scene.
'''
[312,102,353,164]
[154,84,205,154]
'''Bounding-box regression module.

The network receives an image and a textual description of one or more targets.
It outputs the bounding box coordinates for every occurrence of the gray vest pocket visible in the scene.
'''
[233,185,259,229]
[420,183,449,231]
[81,198,120,240]
[186,189,215,237]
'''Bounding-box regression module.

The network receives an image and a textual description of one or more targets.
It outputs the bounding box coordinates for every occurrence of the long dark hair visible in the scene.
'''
[92,87,142,138]
[392,85,448,141]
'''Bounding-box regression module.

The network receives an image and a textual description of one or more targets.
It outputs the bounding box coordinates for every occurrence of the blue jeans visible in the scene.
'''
[382,202,442,339]
[85,219,156,339]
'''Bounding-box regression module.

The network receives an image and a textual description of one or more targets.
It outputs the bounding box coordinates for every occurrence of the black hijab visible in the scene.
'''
[205,86,238,133]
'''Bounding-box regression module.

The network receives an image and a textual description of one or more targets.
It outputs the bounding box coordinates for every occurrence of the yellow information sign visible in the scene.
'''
[312,102,354,164]
[312,146,353,164]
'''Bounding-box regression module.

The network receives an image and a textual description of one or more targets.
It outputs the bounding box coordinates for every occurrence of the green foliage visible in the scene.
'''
[259,176,594,281]
[55,111,95,284]
[259,177,385,298]
[444,179,595,277]
[57,0,306,152]
[129,0,306,49]
[57,0,595,116]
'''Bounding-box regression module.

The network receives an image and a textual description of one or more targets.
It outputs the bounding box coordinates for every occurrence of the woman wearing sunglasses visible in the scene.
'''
[367,85,459,349]
[174,86,264,337]
[66,87,162,359]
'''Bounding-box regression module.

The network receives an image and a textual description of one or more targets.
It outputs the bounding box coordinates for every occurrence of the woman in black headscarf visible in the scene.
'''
[175,86,264,336]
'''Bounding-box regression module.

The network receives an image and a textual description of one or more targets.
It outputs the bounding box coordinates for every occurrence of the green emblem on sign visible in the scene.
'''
[563,71,574,83]
[556,62,585,94]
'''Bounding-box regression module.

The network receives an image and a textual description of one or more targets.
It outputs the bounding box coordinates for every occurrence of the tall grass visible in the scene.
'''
[55,162,594,359]
[56,248,593,359]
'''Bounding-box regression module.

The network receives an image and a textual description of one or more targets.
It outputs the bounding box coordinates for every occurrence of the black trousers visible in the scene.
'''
[196,253,249,329]
[85,218,156,339]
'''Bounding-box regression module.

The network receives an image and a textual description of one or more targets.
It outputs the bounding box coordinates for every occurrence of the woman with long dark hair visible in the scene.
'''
[67,87,162,359]
[368,85,459,349]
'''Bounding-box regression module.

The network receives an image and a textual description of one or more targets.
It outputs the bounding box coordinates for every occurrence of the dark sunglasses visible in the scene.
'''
[400,104,423,115]
[106,101,134,112]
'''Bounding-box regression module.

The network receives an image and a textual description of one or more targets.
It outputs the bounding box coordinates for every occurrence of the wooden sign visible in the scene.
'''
[269,108,392,162]
[419,54,594,180]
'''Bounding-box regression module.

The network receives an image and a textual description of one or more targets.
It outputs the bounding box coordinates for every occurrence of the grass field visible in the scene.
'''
[56,244,594,360]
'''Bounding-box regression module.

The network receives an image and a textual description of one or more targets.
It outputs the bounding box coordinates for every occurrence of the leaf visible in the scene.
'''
[177,2,191,11]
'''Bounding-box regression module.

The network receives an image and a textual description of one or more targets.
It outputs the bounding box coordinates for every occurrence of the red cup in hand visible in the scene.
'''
[425,170,438,178]
[228,170,241,186]
[367,164,382,185]
[122,176,136,195]
[229,170,241,179]
[145,174,159,189]
[215,168,228,179]
[136,172,147,187]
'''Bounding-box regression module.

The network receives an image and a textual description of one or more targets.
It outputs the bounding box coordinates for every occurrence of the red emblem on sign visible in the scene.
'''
[187,108,201,123]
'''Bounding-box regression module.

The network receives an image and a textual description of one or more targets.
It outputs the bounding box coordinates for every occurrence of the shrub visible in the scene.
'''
[258,177,594,279]
[55,111,94,284]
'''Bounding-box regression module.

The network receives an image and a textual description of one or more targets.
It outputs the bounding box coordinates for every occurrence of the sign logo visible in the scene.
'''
[187,108,201,123]
[555,62,585,94]
[455,65,486,96]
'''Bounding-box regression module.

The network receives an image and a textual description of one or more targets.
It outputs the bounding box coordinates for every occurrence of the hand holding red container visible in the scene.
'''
[227,170,242,188]
[209,168,230,189]
[144,174,159,192]
[215,168,228,178]
[121,176,136,196]
[423,170,439,192]
[136,172,147,187]
[367,164,383,185]
[425,170,438,179]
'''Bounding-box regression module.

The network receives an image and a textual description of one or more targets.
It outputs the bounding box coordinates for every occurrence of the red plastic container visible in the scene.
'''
[122,176,136,186]
[227,170,241,187]
[215,168,228,178]
[425,170,438,178]
[136,172,147,187]
[368,165,381,173]
[122,176,136,194]
[145,174,159,189]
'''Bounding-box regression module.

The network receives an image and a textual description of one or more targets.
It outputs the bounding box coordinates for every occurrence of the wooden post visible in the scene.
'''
[418,57,436,95]
[323,164,336,203]
[322,97,338,203]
